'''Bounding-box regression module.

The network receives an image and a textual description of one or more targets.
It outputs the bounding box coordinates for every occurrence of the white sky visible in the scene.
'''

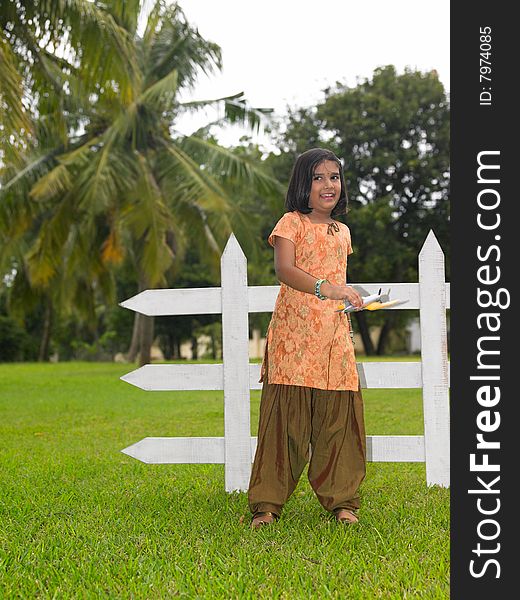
[165,0,450,150]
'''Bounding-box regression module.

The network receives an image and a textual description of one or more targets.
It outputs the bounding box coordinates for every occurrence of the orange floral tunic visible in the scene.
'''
[259,211,359,391]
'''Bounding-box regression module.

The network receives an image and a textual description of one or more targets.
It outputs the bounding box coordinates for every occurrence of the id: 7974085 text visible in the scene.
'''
[480,26,492,106]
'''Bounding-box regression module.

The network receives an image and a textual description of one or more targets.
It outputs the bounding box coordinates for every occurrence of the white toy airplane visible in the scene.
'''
[336,287,408,314]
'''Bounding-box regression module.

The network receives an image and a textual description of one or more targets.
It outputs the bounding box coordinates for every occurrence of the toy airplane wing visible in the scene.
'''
[336,288,408,313]
[364,299,409,311]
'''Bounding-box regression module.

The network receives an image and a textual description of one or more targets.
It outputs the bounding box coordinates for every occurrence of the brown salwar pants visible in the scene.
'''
[248,379,366,518]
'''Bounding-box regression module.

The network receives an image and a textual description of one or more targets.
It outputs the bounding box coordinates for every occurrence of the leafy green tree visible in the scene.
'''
[1,1,280,364]
[318,66,449,260]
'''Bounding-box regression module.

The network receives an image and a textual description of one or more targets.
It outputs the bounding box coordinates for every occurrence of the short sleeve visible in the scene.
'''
[268,211,302,248]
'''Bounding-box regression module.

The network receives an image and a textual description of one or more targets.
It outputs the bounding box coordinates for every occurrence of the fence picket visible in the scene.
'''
[121,361,450,391]
[121,435,425,464]
[220,235,252,491]
[419,231,450,487]
[120,282,450,316]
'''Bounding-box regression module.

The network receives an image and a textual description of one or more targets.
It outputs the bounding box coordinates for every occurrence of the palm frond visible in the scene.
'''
[179,92,273,134]
[37,50,93,119]
[61,0,142,102]
[120,153,174,286]
[180,135,284,197]
[4,0,141,106]
[69,130,139,213]
[0,152,58,192]
[57,136,103,167]
[0,38,33,137]
[30,164,73,202]
[139,67,178,114]
[103,0,142,34]
[178,203,222,277]
[25,193,76,287]
[145,2,222,89]
[141,0,166,47]
[59,223,116,314]
[179,91,244,111]
[222,97,274,133]
[156,140,230,213]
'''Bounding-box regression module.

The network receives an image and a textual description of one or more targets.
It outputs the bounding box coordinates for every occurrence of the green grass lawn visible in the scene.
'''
[0,361,449,599]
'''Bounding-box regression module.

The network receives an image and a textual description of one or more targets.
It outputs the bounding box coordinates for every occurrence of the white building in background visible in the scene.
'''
[178,330,266,360]
[406,318,422,353]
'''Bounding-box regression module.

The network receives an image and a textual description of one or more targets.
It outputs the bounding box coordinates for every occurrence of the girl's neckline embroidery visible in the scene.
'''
[300,212,340,235]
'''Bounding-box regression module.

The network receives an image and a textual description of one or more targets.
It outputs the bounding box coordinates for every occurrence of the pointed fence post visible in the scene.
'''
[419,230,450,487]
[220,234,252,492]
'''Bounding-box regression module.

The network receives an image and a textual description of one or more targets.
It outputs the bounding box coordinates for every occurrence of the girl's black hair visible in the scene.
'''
[285,148,348,219]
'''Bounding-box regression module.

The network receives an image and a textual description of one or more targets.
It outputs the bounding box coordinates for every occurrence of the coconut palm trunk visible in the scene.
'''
[127,312,141,363]
[139,314,154,366]
[38,295,53,362]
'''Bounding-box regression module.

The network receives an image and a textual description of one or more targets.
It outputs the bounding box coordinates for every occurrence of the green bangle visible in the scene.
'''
[315,278,328,300]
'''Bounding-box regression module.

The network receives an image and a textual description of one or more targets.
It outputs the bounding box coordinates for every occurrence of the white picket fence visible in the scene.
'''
[120,230,450,491]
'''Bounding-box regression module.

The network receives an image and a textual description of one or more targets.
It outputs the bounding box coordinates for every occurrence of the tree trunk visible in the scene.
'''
[38,296,53,362]
[163,333,173,360]
[211,333,216,360]
[127,312,141,362]
[138,314,154,366]
[127,273,156,367]
[191,336,198,360]
[376,316,393,355]
[354,312,375,355]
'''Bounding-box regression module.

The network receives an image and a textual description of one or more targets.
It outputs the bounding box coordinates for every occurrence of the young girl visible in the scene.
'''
[248,148,367,528]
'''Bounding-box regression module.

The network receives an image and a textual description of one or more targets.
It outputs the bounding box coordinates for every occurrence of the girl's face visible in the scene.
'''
[308,160,342,216]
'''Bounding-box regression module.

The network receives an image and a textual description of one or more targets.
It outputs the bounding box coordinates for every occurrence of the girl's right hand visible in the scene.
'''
[322,283,363,308]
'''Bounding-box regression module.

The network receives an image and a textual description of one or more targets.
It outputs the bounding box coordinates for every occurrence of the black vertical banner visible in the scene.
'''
[451,3,515,597]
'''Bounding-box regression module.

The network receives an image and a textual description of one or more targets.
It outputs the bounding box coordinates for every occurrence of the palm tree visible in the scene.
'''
[1,1,282,364]
[1,0,142,360]
[1,0,137,359]
[0,0,139,163]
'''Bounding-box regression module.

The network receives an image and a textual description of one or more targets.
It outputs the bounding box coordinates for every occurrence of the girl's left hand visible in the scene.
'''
[323,283,363,307]
[342,286,363,309]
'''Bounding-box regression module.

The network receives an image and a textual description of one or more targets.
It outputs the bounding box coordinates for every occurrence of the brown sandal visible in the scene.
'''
[251,511,278,529]
[335,509,359,524]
